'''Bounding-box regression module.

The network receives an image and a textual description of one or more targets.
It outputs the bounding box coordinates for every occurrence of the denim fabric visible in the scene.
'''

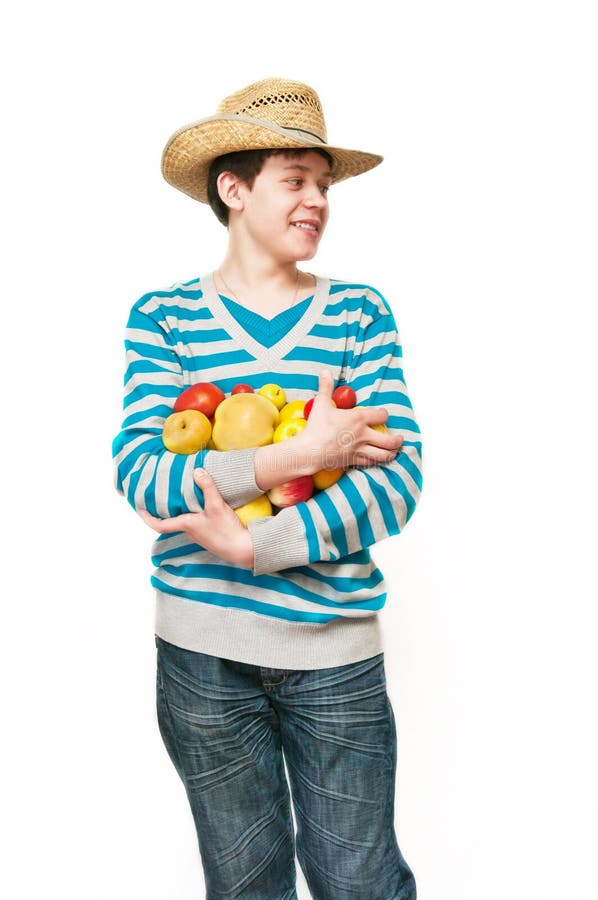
[155,635,417,900]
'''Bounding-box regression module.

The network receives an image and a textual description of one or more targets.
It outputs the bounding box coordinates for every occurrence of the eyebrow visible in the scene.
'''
[282,164,333,179]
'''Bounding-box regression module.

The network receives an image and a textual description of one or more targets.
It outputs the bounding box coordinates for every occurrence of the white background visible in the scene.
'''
[2,1,596,897]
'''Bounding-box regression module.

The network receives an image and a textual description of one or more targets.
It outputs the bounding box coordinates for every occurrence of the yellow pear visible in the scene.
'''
[212,393,280,450]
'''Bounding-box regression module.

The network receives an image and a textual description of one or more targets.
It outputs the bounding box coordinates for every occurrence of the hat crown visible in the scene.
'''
[216,77,328,143]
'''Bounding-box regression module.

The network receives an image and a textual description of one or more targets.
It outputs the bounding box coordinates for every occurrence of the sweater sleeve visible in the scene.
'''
[112,301,264,517]
[246,289,423,575]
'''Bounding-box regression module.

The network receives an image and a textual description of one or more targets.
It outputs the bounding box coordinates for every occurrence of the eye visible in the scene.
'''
[320,184,330,195]
[288,178,303,187]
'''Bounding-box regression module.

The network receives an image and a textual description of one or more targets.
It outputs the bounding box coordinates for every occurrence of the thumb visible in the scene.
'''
[193,467,216,503]
[316,369,334,400]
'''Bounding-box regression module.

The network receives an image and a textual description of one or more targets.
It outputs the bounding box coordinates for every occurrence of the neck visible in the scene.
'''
[218,255,299,294]
[219,224,311,293]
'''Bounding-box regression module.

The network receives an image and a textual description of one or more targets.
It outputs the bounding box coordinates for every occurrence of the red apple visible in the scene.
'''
[267,475,314,508]
[231,383,254,394]
[332,385,357,409]
[174,382,225,417]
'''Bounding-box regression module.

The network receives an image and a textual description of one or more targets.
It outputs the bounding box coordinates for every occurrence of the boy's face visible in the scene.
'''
[233,151,332,262]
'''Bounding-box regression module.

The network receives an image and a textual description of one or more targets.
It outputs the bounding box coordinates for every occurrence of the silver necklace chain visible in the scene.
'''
[216,267,302,313]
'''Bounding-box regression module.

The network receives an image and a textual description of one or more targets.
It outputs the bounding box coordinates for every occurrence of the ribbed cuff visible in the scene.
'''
[246,505,311,575]
[202,447,264,508]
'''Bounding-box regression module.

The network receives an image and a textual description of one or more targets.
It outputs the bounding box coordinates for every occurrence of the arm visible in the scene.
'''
[112,301,266,517]
[112,298,373,519]
[246,291,423,575]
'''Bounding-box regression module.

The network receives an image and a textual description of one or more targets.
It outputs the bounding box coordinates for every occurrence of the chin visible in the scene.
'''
[296,246,319,262]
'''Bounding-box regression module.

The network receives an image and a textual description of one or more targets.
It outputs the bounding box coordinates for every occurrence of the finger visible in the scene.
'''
[138,508,162,529]
[355,447,398,467]
[364,426,400,450]
[364,405,390,425]
[138,507,195,534]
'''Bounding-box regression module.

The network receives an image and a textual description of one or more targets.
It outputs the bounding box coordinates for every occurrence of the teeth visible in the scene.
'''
[293,222,317,231]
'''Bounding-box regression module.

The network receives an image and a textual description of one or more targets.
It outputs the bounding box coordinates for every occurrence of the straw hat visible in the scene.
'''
[161,77,384,204]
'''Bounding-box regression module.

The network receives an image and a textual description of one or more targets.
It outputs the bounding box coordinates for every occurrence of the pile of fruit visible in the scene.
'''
[161,381,387,526]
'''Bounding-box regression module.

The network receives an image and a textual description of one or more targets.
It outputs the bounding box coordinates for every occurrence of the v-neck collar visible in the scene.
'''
[200,271,331,367]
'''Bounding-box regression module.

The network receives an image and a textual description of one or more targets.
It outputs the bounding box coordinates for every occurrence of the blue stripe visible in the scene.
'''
[357,313,396,341]
[337,476,378,547]
[350,364,403,393]
[137,288,203,304]
[151,577,341,622]
[146,304,211,323]
[310,320,362,339]
[357,470,400,535]
[388,414,421,432]
[284,346,346,365]
[296,502,325,561]
[122,404,174,427]
[124,359,178,382]
[155,563,385,612]
[185,348,257,370]
[125,340,179,363]
[151,542,203,563]
[123,384,180,410]
[396,448,424,491]
[167,453,191,516]
[354,340,401,367]
[380,466,417,522]
[112,433,162,475]
[373,388,412,408]
[291,560,385,594]
[167,326,228,344]
[307,489,348,560]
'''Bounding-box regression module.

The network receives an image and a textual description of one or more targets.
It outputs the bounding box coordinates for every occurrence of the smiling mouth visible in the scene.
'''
[291,222,319,233]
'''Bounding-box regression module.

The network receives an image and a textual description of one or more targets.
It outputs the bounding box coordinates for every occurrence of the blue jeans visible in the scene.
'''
[155,635,417,900]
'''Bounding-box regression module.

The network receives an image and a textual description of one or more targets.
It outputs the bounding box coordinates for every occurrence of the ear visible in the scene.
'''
[216,171,246,213]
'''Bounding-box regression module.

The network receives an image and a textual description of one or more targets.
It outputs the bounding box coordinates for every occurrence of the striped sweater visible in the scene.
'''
[112,271,423,669]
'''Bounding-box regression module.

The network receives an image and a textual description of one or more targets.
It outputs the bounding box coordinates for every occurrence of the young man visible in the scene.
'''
[113,77,422,899]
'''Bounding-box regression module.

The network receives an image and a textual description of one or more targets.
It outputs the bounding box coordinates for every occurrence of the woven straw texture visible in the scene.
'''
[161,77,383,204]
[218,78,329,139]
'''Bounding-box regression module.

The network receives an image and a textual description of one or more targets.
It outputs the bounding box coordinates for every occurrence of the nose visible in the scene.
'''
[302,184,327,209]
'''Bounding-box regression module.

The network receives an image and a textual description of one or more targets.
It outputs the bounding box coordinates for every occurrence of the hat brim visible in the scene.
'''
[161,115,383,204]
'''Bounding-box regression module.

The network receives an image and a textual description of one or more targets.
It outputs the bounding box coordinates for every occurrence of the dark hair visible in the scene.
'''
[207,148,334,227]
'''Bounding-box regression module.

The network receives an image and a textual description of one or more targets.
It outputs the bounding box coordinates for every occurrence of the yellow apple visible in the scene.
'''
[273,418,307,443]
[258,383,286,410]
[279,400,307,421]
[162,410,211,454]
[313,467,345,490]
[233,494,273,527]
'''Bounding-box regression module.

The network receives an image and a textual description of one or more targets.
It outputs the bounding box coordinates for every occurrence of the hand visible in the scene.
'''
[300,369,404,469]
[137,469,255,569]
